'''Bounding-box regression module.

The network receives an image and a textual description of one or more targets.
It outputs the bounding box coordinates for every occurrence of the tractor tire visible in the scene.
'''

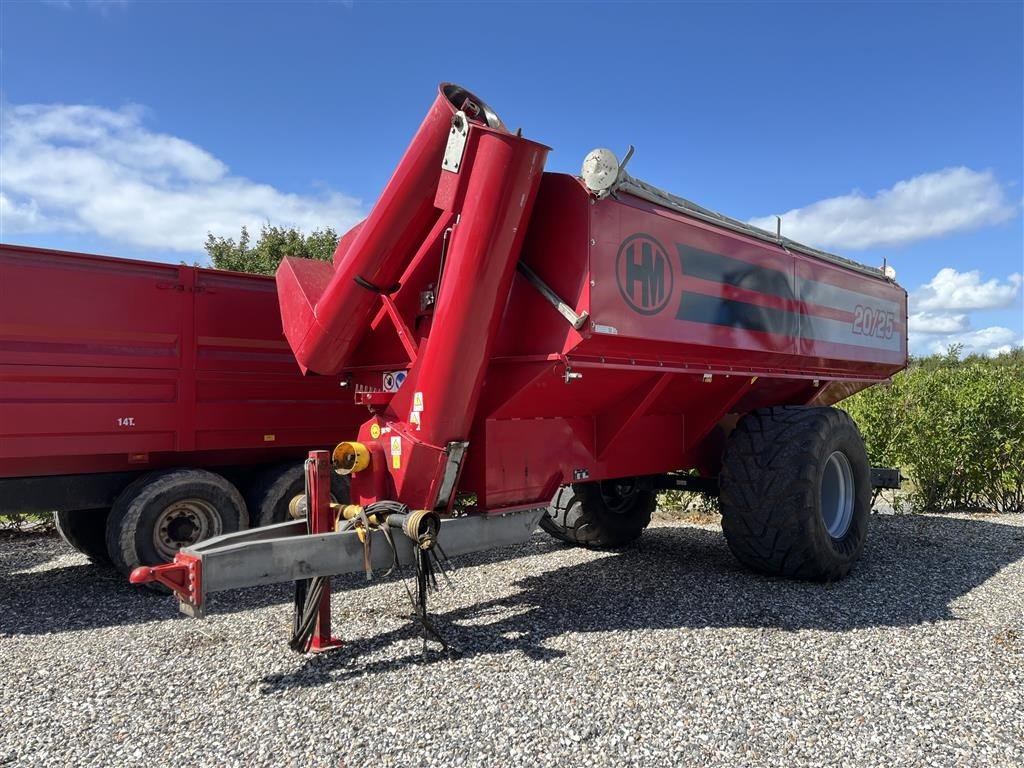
[540,478,655,549]
[719,406,871,582]
[248,462,351,528]
[105,468,248,580]
[53,508,112,565]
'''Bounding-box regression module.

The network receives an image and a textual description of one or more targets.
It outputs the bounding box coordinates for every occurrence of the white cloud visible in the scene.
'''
[911,268,1022,311]
[1,102,364,253]
[748,167,1017,250]
[908,311,970,334]
[0,193,48,231]
[906,268,1023,356]
[912,326,1022,358]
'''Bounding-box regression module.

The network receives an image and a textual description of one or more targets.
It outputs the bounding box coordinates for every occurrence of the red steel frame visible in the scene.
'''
[306,449,343,652]
[129,83,908,644]
[0,244,364,481]
[274,83,906,519]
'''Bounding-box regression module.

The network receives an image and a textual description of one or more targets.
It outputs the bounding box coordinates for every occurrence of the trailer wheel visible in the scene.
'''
[248,462,351,528]
[105,469,248,579]
[540,478,654,549]
[719,406,871,581]
[53,508,112,565]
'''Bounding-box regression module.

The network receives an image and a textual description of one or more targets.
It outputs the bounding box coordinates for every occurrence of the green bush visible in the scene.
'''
[658,488,720,516]
[840,347,1024,513]
[205,224,339,276]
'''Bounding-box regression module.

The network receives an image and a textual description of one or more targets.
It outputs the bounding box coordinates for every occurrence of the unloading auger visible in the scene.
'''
[131,83,906,650]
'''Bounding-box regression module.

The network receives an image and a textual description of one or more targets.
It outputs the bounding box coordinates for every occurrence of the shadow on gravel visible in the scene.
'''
[0,529,556,636]
[259,514,1024,692]
[4,515,1022,653]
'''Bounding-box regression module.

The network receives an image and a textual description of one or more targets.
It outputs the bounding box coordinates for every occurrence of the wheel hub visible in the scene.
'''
[166,516,197,542]
[598,479,639,514]
[153,498,221,560]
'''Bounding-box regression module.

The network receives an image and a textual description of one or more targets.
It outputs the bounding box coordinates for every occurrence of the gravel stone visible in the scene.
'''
[2,512,1022,767]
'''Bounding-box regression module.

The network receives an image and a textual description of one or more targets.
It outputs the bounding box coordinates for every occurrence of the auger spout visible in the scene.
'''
[276,83,506,374]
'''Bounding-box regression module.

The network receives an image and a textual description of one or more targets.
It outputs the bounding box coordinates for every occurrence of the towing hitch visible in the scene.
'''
[130,554,202,609]
[130,450,545,645]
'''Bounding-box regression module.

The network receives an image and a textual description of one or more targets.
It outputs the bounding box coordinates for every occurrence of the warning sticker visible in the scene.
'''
[369,423,381,439]
[382,371,408,393]
[409,411,421,431]
[390,436,402,469]
[413,392,424,412]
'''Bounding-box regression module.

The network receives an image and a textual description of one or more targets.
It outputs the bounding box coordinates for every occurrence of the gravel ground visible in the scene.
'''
[2,512,1023,768]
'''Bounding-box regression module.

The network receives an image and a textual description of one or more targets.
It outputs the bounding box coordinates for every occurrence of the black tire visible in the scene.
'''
[247,462,351,528]
[53,508,112,565]
[105,468,248,579]
[719,406,871,581]
[540,478,655,549]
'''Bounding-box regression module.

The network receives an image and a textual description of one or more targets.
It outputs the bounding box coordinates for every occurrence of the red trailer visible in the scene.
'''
[0,244,363,575]
[124,84,907,653]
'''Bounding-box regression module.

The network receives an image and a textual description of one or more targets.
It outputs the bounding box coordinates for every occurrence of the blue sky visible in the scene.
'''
[2,0,1022,355]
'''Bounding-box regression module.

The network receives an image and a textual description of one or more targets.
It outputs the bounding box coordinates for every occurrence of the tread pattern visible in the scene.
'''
[719,406,870,581]
[540,481,655,549]
[53,508,111,564]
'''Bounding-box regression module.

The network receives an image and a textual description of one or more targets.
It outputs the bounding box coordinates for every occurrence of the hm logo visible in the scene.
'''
[615,234,673,315]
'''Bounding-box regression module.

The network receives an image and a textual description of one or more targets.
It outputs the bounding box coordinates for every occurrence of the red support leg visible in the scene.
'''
[307,449,343,652]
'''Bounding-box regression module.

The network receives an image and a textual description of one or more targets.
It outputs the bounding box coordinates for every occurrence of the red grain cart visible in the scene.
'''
[125,84,906,652]
[0,244,363,576]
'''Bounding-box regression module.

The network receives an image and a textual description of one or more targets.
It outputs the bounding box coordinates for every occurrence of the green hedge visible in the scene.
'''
[840,348,1024,513]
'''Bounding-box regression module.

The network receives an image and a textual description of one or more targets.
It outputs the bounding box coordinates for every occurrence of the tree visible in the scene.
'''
[205,224,340,276]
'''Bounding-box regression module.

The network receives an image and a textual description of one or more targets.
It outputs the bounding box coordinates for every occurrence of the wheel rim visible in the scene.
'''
[598,479,639,514]
[820,451,854,539]
[153,498,221,560]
